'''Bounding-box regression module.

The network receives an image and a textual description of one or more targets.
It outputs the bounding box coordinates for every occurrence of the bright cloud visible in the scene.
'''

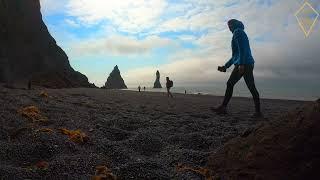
[66,0,167,33]
[64,19,80,28]
[40,0,68,15]
[69,35,177,57]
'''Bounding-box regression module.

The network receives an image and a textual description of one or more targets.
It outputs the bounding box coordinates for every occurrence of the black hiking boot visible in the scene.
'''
[211,105,228,115]
[252,112,263,118]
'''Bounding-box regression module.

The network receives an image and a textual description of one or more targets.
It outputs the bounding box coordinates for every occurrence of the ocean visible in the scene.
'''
[125,82,319,101]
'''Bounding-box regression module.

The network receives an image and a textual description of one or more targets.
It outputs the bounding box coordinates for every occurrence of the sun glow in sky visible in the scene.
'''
[40,0,320,90]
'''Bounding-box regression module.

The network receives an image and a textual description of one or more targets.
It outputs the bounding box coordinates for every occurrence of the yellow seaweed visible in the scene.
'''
[58,128,89,144]
[17,106,47,122]
[39,91,49,98]
[92,165,117,180]
[176,163,212,180]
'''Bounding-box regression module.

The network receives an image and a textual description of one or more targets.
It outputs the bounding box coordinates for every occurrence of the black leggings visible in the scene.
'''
[222,65,261,112]
[167,87,173,98]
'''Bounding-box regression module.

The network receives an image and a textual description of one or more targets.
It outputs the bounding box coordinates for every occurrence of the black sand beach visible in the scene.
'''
[0,85,307,179]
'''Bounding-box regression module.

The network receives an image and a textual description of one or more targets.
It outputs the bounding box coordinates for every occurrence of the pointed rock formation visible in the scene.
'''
[0,0,95,88]
[153,70,162,88]
[105,65,127,89]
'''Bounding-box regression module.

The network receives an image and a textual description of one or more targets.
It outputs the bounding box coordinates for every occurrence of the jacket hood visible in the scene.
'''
[228,19,245,33]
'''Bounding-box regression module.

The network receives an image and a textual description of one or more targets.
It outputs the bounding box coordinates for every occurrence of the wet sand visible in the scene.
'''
[0,86,307,179]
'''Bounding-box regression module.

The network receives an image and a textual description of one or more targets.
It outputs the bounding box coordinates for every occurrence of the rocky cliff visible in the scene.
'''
[153,70,162,88]
[0,0,94,88]
[104,65,127,89]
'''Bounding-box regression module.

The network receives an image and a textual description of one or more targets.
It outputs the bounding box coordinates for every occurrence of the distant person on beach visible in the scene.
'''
[138,85,141,92]
[166,77,173,98]
[213,19,262,117]
[144,86,146,91]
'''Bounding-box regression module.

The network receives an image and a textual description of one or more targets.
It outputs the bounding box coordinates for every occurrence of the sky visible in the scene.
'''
[39,0,320,94]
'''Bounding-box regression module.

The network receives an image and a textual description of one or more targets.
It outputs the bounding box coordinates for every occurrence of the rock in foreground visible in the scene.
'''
[208,99,320,180]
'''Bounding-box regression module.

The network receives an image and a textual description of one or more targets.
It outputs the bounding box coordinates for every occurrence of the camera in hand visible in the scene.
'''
[218,66,226,72]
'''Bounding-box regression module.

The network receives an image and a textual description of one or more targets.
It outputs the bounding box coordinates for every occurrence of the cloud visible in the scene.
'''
[151,7,218,34]
[69,35,177,57]
[66,0,167,33]
[40,0,68,15]
[64,19,81,28]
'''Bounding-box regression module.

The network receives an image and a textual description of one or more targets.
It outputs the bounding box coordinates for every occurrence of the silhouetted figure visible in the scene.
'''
[144,86,146,91]
[213,19,262,117]
[166,77,173,98]
[138,85,141,92]
[185,90,187,94]
[28,80,31,90]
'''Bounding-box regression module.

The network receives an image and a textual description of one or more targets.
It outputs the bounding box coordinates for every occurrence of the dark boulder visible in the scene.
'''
[0,0,95,88]
[105,65,127,89]
[208,100,320,180]
[153,70,162,88]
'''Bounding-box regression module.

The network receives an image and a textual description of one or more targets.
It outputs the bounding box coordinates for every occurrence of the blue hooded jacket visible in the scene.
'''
[225,20,255,68]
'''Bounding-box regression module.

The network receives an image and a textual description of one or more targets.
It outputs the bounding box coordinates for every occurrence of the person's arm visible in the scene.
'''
[224,57,234,69]
[234,29,245,65]
[234,29,246,74]
[224,37,236,69]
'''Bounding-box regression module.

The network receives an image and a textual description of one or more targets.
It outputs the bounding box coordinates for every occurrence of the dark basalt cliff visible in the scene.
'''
[0,0,95,88]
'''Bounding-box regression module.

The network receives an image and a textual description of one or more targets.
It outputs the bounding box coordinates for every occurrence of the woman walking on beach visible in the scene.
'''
[213,19,262,118]
[166,77,173,98]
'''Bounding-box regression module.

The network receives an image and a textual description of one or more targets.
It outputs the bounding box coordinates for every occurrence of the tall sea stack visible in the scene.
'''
[105,65,127,89]
[153,70,162,88]
[0,0,94,88]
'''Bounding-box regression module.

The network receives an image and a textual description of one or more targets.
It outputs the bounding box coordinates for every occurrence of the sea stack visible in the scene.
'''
[105,65,127,89]
[153,70,162,88]
[0,0,94,88]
